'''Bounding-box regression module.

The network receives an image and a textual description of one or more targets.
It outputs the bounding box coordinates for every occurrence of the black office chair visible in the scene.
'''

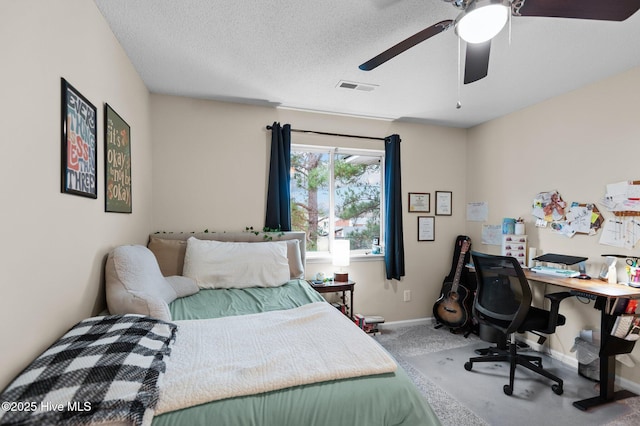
[464,252,572,396]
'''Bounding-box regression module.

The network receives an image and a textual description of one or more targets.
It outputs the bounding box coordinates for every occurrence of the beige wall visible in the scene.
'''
[3,0,639,394]
[0,1,153,389]
[151,94,468,323]
[466,66,640,386]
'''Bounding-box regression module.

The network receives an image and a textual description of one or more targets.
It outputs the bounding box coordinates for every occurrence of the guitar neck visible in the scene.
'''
[451,241,469,292]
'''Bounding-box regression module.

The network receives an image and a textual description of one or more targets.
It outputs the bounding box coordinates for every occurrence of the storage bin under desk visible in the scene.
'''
[600,313,638,357]
[600,335,636,356]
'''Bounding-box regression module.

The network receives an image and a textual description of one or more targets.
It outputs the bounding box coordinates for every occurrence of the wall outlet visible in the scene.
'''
[403,290,411,302]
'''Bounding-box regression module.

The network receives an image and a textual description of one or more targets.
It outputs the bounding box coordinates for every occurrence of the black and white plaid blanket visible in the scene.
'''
[0,314,177,426]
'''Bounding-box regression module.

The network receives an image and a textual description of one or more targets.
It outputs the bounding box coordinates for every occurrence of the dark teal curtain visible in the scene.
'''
[265,122,291,231]
[384,134,405,280]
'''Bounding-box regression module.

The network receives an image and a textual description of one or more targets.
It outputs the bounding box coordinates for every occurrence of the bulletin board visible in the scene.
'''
[531,191,603,238]
[599,181,640,249]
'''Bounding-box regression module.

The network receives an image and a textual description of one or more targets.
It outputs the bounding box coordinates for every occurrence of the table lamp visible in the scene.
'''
[333,240,350,282]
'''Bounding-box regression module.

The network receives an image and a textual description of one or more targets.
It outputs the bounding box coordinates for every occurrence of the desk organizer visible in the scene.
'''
[501,234,527,266]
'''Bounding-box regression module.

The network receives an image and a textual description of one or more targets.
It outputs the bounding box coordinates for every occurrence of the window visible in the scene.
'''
[290,144,384,256]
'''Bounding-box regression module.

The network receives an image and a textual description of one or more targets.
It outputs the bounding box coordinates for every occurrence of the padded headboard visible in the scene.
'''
[147,231,306,278]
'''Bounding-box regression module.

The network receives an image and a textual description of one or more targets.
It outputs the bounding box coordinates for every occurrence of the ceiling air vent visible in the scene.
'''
[337,80,377,92]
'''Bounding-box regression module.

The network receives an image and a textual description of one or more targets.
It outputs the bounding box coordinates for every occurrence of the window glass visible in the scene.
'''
[290,145,383,255]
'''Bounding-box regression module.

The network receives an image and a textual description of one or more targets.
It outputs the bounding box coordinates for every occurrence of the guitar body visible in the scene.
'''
[433,282,470,329]
[433,237,472,330]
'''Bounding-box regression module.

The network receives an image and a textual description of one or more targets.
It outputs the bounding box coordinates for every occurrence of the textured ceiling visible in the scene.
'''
[94,0,640,128]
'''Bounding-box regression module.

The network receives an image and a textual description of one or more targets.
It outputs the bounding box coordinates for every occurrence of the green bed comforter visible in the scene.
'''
[153,280,441,426]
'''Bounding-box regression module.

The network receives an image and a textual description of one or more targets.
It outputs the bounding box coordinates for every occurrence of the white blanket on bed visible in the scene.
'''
[155,302,397,414]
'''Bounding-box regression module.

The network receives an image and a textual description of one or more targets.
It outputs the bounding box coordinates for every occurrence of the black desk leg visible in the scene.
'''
[573,301,638,410]
[573,355,636,410]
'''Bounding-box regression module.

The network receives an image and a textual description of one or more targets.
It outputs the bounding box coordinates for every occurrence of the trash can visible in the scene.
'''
[571,334,599,382]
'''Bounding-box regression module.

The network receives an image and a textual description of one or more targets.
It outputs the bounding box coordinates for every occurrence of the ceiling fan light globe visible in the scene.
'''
[455,1,509,44]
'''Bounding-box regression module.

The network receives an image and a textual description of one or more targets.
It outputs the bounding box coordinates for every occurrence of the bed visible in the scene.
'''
[0,232,440,426]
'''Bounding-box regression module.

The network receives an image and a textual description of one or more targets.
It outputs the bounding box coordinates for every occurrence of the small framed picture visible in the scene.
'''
[61,78,97,198]
[418,216,435,241]
[435,191,452,216]
[408,192,430,212]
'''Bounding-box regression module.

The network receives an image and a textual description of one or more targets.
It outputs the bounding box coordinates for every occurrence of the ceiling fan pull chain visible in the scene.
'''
[456,37,462,109]
[508,2,512,45]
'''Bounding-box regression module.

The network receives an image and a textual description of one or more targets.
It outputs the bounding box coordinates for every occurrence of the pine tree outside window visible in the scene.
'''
[290,144,384,257]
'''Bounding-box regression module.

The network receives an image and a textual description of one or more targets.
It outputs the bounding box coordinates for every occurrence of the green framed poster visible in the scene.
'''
[104,104,132,213]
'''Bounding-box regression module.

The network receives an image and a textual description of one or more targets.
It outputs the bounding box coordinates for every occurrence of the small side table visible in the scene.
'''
[309,280,355,319]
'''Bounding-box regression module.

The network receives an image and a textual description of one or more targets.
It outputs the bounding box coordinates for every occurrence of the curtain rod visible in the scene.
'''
[266,125,385,141]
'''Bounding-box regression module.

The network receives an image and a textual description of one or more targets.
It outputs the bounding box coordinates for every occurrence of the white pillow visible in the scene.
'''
[105,245,199,321]
[183,237,291,289]
[285,239,304,279]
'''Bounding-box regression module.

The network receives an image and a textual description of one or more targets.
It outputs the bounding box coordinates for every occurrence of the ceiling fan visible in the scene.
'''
[359,0,640,84]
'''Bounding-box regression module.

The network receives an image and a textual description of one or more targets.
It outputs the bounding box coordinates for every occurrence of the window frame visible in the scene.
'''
[290,143,385,260]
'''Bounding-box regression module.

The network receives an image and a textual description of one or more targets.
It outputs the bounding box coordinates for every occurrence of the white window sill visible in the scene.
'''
[306,253,384,264]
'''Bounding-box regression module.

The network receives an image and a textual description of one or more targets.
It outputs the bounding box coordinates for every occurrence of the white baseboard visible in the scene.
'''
[379,318,640,395]
[378,317,432,329]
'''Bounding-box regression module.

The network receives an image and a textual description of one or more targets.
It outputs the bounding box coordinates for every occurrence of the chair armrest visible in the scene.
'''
[543,291,573,333]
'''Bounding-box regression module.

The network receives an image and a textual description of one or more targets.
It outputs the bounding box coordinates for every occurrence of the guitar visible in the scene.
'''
[433,239,471,329]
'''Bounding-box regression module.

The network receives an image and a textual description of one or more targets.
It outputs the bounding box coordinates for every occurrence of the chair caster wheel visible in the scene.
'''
[464,362,473,371]
[552,384,563,395]
[503,385,513,395]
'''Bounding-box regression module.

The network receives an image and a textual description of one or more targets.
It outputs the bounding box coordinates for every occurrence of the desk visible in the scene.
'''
[525,270,640,410]
[524,270,640,299]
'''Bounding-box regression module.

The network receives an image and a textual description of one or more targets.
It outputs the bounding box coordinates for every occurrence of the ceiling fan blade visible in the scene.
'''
[514,0,640,21]
[464,41,491,84]
[359,20,454,71]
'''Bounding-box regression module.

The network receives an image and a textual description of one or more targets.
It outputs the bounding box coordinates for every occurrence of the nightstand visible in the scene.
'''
[309,280,355,319]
